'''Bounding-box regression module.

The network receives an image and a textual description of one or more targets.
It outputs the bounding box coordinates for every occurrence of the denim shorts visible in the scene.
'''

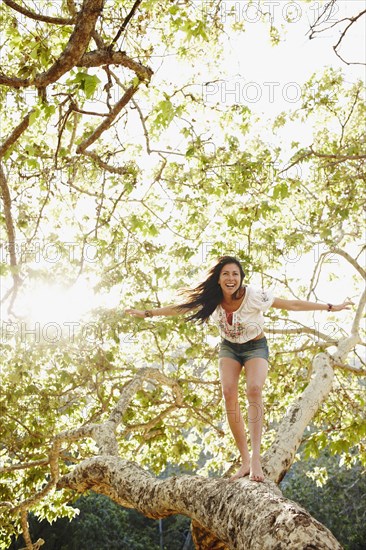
[219,336,269,366]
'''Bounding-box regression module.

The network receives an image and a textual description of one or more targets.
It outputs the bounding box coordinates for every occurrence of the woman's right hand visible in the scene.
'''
[124,308,146,318]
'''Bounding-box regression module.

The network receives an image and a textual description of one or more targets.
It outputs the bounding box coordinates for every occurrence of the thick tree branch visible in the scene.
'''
[78,50,153,81]
[262,353,335,483]
[0,0,103,90]
[57,456,342,549]
[191,521,228,550]
[34,0,103,90]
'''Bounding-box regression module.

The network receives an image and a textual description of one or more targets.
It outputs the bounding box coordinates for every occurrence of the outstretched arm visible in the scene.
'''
[125,304,192,318]
[272,298,354,312]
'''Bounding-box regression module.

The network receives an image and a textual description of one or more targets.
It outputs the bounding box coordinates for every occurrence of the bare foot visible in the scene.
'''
[230,462,250,481]
[249,455,264,482]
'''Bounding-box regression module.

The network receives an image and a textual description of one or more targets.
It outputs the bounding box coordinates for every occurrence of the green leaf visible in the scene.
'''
[29,109,39,125]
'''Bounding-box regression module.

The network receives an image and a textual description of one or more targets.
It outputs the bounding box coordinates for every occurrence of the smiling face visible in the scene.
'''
[218,263,242,298]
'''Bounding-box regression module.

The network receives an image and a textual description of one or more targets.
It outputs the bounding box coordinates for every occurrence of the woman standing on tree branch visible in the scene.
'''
[125,256,353,482]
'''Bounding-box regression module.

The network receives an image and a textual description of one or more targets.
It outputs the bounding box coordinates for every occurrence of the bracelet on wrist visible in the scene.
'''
[144,310,153,318]
[327,303,333,312]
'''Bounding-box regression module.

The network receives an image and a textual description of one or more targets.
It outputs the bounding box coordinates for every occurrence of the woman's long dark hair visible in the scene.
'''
[178,256,245,323]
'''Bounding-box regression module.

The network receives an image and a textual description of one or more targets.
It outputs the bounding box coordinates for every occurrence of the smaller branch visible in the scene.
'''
[68,110,79,151]
[307,252,326,300]
[66,0,77,17]
[308,3,366,65]
[92,30,105,49]
[20,510,40,550]
[0,111,33,159]
[330,356,366,376]
[55,106,73,169]
[81,150,137,177]
[108,0,143,50]
[267,324,338,343]
[131,96,151,153]
[274,343,331,354]
[188,406,225,436]
[9,441,61,515]
[307,0,337,38]
[332,9,366,66]
[76,82,140,153]
[70,106,108,117]
[277,152,312,175]
[126,408,177,434]
[3,0,74,24]
[0,459,49,474]
[339,88,360,147]
[332,247,366,280]
[355,245,366,263]
[309,145,366,161]
[0,501,13,508]
[0,163,22,303]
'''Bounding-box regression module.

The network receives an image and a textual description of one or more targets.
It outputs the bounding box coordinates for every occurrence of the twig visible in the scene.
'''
[108,0,143,50]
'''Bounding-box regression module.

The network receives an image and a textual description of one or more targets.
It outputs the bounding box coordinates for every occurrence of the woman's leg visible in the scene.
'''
[244,357,268,482]
[219,357,250,480]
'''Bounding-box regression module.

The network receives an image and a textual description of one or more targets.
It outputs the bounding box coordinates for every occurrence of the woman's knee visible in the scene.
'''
[222,385,238,403]
[246,383,263,399]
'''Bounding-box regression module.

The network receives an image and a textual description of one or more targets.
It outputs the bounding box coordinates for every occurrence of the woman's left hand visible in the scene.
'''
[331,300,354,312]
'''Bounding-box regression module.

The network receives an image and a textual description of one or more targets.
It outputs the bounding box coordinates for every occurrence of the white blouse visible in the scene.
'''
[212,285,274,344]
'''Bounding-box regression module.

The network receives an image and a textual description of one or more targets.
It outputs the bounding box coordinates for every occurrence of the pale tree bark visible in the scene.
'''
[57,454,342,550]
